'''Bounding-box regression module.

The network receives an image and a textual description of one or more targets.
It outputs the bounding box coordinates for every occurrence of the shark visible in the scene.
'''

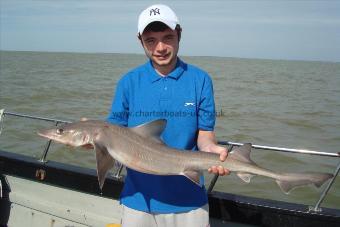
[37,119,333,193]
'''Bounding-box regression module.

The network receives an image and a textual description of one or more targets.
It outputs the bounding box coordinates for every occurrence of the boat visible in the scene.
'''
[0,110,339,227]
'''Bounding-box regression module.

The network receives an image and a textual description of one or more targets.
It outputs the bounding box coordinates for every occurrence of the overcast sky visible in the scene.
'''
[1,0,340,62]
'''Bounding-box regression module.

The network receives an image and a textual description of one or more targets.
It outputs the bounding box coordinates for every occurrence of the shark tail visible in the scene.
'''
[230,144,334,194]
[276,172,333,194]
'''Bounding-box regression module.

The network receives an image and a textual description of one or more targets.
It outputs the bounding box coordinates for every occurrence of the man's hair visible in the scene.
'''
[144,21,170,33]
[138,21,182,41]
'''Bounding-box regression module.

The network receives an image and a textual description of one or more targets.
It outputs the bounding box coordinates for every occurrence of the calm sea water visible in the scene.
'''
[0,51,339,209]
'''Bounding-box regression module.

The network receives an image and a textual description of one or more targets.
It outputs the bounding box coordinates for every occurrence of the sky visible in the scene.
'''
[1,0,340,62]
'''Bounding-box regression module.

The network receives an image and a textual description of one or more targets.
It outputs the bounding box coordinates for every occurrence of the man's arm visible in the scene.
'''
[197,130,230,176]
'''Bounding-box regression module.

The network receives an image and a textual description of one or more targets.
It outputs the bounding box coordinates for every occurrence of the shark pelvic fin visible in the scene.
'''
[94,142,116,190]
[130,119,167,144]
[181,170,202,186]
[230,143,255,165]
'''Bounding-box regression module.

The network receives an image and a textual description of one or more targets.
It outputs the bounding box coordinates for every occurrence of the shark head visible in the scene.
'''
[37,120,105,147]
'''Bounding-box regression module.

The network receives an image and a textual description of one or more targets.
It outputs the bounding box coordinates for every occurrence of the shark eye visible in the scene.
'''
[56,128,64,135]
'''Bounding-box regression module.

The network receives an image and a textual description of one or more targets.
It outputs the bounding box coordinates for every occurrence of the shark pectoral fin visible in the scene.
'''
[182,170,202,186]
[237,172,255,183]
[129,119,167,144]
[94,142,116,190]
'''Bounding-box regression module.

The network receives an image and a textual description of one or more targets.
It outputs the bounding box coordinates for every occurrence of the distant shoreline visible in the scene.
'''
[1,49,338,64]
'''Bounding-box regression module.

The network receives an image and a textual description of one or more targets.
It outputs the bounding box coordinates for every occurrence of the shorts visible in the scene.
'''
[121,204,210,227]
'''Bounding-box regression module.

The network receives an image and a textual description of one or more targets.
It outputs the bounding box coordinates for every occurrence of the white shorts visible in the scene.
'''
[121,204,210,227]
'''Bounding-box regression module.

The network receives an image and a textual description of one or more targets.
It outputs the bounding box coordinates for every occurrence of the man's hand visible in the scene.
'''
[197,130,230,176]
[206,144,230,176]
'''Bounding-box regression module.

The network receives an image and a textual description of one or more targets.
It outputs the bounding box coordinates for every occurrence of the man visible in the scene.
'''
[107,4,229,227]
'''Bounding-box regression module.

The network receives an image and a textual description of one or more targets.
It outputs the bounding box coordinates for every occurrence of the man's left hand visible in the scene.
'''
[207,144,230,176]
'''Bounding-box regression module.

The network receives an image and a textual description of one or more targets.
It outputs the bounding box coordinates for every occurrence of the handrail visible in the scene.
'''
[1,110,72,124]
[0,109,72,163]
[218,141,340,158]
[1,109,339,210]
[214,141,339,213]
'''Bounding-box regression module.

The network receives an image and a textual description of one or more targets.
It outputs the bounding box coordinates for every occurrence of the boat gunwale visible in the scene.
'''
[1,149,339,227]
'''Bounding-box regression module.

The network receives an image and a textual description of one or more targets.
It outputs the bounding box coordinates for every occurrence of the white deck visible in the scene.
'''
[2,174,253,227]
[3,175,121,227]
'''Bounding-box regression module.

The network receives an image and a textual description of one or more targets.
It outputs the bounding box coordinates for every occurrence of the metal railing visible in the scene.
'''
[0,109,125,175]
[0,109,339,212]
[211,141,340,213]
[0,109,71,163]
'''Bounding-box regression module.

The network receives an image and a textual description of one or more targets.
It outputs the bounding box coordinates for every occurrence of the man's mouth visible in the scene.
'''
[154,53,170,60]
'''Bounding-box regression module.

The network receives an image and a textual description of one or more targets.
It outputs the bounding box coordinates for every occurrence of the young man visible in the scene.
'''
[107,4,229,227]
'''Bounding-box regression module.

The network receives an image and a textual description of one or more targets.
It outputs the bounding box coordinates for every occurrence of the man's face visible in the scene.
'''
[140,28,179,68]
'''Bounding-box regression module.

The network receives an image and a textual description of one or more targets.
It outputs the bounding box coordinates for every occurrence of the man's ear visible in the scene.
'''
[176,26,182,42]
[137,33,144,46]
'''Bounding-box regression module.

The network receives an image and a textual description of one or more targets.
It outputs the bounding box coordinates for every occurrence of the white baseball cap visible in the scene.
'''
[138,4,179,35]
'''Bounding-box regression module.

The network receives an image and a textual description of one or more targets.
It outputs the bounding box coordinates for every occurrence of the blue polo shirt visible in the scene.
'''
[107,58,216,213]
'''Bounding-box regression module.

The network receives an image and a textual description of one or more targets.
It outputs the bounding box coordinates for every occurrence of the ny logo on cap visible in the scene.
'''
[149,8,160,16]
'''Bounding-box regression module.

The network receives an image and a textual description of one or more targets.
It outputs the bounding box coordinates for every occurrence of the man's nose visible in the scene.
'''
[155,41,166,52]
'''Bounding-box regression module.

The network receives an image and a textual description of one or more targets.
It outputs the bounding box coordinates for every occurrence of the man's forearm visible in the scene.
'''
[198,130,230,175]
[197,130,218,153]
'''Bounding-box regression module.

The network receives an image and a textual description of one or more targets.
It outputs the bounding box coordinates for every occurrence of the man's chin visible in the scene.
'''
[152,56,173,66]
[154,61,171,66]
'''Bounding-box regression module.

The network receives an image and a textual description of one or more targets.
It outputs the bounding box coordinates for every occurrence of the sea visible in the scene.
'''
[0,50,339,209]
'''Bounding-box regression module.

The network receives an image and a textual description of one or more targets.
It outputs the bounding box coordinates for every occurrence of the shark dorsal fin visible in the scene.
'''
[230,143,254,164]
[130,119,166,144]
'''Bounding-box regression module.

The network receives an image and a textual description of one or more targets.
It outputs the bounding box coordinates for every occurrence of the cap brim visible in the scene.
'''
[139,18,177,34]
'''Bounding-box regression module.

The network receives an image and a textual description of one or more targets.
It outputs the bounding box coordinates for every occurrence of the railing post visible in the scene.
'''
[114,163,124,179]
[38,121,59,163]
[310,159,340,212]
[0,109,5,136]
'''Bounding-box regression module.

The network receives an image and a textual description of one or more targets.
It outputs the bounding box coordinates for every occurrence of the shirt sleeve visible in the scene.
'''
[198,74,216,131]
[106,76,129,126]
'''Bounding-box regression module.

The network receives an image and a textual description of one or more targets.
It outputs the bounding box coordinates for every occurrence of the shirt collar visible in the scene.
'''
[146,58,185,83]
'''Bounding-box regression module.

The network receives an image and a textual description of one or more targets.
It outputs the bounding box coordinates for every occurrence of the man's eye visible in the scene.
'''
[165,36,173,41]
[145,39,155,45]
